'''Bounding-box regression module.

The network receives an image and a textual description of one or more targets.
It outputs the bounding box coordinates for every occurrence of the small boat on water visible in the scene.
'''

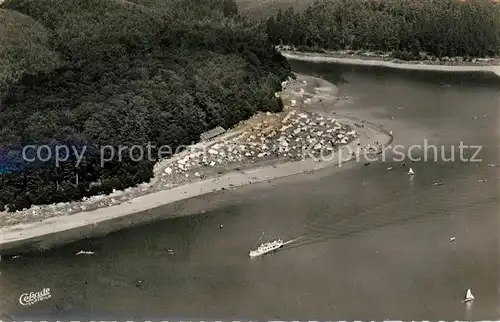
[249,238,284,257]
[76,250,95,255]
[463,288,475,302]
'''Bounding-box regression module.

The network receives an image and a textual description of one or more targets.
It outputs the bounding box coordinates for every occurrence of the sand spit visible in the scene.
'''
[158,110,356,183]
[281,51,500,77]
[0,74,391,255]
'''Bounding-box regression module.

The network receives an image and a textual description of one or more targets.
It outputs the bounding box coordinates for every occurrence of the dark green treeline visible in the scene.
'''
[265,0,500,59]
[0,0,291,211]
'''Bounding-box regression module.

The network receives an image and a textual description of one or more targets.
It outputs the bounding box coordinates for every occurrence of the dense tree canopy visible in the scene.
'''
[0,8,61,95]
[0,0,291,211]
[266,0,500,59]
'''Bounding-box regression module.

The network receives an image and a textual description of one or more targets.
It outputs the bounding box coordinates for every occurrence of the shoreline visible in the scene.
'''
[0,75,357,227]
[0,74,392,256]
[281,51,500,77]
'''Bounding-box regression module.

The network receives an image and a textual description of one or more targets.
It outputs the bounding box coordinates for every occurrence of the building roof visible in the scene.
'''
[200,126,226,141]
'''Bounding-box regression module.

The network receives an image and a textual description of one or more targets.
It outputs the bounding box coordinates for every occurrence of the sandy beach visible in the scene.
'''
[0,74,392,255]
[281,51,500,77]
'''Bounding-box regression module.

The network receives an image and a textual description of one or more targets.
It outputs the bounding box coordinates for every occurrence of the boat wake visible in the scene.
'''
[279,186,497,253]
[282,235,306,246]
[253,172,497,256]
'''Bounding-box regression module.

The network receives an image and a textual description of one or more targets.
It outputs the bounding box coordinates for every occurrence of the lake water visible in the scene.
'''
[1,61,499,320]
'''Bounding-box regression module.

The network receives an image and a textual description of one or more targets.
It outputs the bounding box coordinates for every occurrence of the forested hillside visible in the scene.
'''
[0,0,291,211]
[236,0,314,18]
[265,0,500,59]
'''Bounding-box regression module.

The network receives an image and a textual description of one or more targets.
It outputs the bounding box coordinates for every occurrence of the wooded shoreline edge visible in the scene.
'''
[281,51,500,77]
[0,74,391,256]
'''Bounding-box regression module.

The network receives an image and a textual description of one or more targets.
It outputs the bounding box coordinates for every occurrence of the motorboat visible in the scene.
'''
[76,250,95,255]
[249,239,284,257]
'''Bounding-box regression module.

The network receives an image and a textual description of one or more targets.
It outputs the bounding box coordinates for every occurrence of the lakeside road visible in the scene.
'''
[0,74,391,256]
[281,51,500,78]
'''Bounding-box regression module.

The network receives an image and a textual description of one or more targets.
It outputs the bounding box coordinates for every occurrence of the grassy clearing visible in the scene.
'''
[236,0,313,18]
[0,9,61,86]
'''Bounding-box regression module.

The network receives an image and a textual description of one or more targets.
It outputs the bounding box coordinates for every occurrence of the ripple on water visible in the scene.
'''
[280,162,498,251]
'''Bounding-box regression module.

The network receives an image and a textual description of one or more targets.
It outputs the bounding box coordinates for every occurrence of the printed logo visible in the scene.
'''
[19,288,51,306]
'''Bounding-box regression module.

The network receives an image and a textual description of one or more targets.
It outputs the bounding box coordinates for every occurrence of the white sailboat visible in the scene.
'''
[462,288,475,302]
[408,167,415,175]
[249,233,283,257]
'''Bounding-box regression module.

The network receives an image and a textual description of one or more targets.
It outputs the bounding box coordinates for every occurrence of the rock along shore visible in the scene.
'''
[281,50,500,78]
[0,74,392,256]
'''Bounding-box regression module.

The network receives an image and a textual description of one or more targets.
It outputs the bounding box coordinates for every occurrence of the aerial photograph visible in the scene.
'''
[0,0,499,320]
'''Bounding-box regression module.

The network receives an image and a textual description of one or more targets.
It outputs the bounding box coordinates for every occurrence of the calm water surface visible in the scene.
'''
[1,62,499,320]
